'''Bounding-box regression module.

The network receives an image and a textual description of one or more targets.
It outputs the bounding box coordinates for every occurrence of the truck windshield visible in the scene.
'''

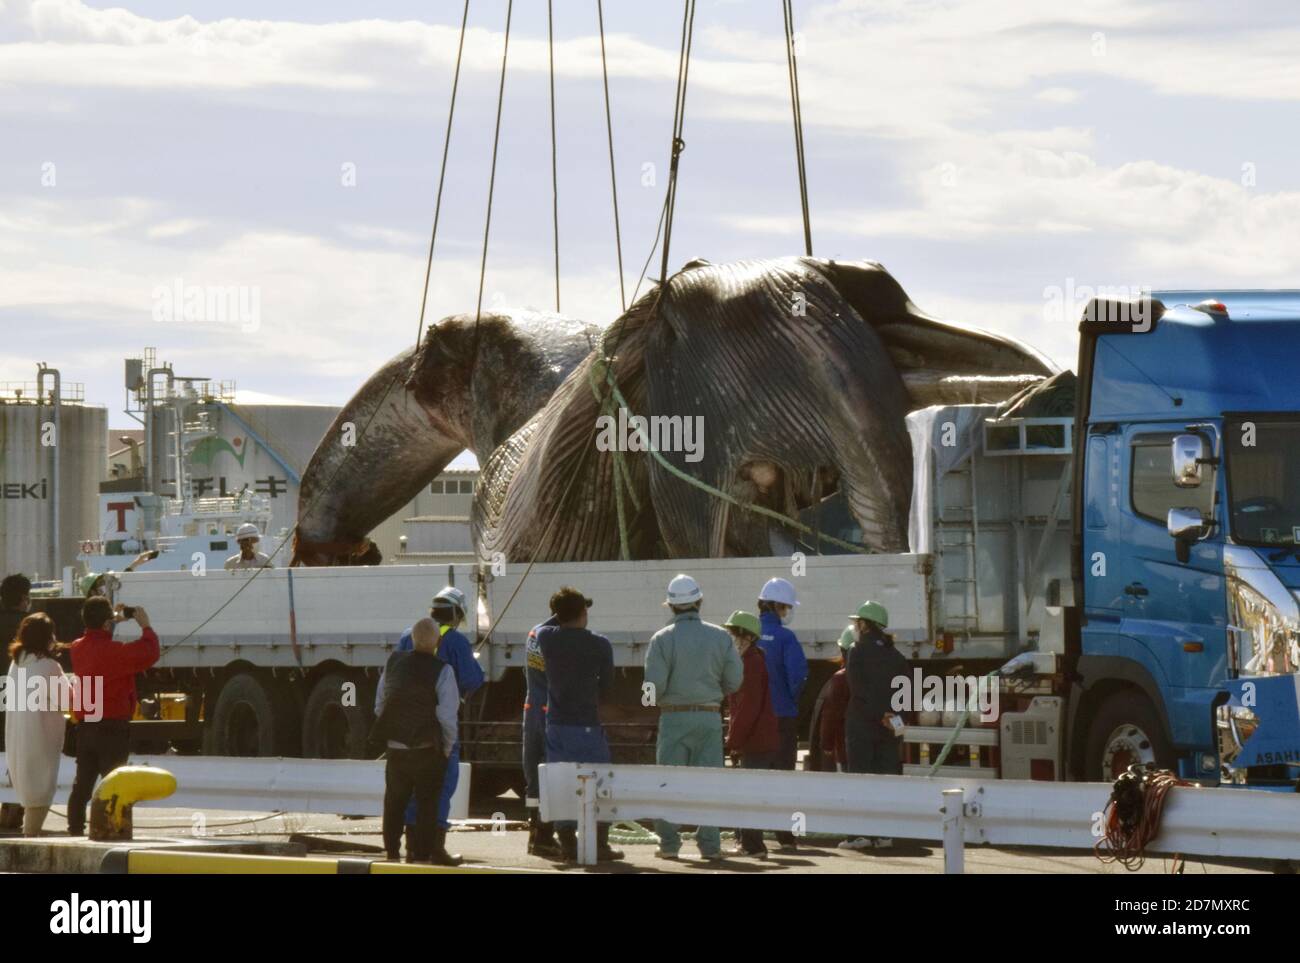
[1225,417,1300,547]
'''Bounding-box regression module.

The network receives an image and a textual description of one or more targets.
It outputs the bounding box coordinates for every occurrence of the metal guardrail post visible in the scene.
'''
[941,788,965,874]
[577,769,599,867]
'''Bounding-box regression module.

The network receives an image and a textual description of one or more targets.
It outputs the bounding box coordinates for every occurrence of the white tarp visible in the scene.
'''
[906,404,999,554]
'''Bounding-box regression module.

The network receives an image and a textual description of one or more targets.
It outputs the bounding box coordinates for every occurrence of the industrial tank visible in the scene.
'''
[0,379,106,579]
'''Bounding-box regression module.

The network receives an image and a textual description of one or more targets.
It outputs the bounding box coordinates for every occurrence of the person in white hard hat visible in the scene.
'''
[756,576,808,851]
[389,584,485,865]
[224,523,273,571]
[643,574,743,862]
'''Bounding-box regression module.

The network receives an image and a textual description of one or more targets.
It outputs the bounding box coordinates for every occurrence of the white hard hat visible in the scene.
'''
[433,585,468,612]
[759,577,799,607]
[664,573,703,606]
[235,523,261,542]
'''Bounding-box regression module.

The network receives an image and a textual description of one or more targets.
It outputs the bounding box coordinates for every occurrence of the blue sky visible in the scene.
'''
[4,0,1299,435]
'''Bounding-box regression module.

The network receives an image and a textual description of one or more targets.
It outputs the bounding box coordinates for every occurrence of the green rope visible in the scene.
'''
[586,350,871,556]
[925,670,1000,775]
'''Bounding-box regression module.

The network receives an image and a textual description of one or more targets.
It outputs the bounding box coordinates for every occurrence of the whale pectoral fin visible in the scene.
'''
[815,258,1056,407]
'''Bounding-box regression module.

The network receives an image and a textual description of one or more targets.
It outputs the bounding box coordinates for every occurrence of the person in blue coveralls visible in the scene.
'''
[756,576,808,852]
[394,584,484,866]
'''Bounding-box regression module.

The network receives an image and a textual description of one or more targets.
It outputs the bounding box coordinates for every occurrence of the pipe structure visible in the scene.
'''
[36,364,61,577]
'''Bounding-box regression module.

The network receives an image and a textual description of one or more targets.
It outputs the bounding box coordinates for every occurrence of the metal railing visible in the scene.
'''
[0,755,471,821]
[538,762,1300,869]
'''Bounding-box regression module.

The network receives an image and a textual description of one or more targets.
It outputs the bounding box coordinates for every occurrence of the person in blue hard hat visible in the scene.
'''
[393,584,484,865]
[756,576,808,851]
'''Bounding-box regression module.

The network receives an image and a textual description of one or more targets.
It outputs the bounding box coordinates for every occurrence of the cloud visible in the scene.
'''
[726,131,1300,284]
[4,0,1295,133]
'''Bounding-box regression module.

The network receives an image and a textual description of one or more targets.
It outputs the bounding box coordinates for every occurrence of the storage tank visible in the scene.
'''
[0,377,107,580]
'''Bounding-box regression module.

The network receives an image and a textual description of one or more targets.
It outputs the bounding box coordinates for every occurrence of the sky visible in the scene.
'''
[4,0,1300,442]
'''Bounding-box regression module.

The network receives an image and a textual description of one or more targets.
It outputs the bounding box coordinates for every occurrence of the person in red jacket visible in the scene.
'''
[66,597,160,836]
[722,610,779,859]
[816,627,855,771]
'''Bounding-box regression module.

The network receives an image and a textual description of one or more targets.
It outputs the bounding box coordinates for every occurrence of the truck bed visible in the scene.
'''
[116,554,933,679]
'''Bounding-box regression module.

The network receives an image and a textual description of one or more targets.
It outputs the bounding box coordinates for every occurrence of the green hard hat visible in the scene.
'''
[838,626,856,651]
[80,573,104,596]
[852,600,889,628]
[724,610,761,638]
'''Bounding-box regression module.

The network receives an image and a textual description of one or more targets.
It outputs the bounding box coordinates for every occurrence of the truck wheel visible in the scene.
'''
[302,673,373,759]
[1084,691,1174,782]
[202,673,300,757]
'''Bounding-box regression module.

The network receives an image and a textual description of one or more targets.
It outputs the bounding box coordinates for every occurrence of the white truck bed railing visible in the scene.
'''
[539,762,1300,870]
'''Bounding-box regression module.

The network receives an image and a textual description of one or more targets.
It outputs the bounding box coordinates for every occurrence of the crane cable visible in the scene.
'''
[416,0,472,344]
[657,0,696,288]
[548,0,561,312]
[472,0,514,358]
[597,0,626,313]
[782,0,813,256]
[163,4,477,653]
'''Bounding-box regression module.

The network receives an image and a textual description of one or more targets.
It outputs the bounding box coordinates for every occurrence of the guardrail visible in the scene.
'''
[0,755,470,821]
[538,762,1300,870]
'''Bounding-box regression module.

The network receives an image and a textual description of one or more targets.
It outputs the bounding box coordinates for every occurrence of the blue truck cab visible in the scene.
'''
[1070,292,1300,786]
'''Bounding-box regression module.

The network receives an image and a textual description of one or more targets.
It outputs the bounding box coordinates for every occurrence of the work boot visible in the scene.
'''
[557,825,578,863]
[596,823,624,862]
[527,810,563,860]
[403,826,419,863]
[428,827,463,867]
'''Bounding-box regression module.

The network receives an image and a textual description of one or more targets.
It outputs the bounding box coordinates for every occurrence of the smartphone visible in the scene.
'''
[121,606,136,620]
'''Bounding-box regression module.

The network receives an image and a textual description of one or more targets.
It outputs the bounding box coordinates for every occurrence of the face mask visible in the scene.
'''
[780,609,794,627]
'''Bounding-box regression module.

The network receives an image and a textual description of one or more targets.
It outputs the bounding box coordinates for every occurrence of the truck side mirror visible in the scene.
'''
[1171,433,1206,488]
[1167,506,1206,563]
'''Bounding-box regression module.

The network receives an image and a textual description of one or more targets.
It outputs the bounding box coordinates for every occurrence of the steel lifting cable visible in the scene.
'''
[548,0,561,313]
[472,0,514,355]
[782,0,812,256]
[162,6,477,654]
[597,0,626,313]
[657,0,696,288]
[417,0,472,344]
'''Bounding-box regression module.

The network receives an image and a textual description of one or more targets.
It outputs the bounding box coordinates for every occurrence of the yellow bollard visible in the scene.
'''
[89,766,177,841]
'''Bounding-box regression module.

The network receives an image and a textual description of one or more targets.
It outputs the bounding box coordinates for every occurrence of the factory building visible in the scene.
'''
[0,352,477,580]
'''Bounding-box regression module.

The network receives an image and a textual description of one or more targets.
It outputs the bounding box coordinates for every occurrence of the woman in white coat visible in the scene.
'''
[4,613,67,836]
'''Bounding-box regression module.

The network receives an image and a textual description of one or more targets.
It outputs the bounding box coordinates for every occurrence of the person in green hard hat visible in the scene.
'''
[722,610,778,859]
[843,600,908,850]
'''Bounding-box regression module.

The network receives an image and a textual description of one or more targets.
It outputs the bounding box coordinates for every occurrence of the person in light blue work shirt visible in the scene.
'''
[756,576,808,852]
[395,584,484,865]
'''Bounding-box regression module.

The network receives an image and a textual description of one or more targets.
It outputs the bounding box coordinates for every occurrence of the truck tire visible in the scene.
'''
[1084,691,1174,782]
[203,673,301,757]
[302,673,373,759]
